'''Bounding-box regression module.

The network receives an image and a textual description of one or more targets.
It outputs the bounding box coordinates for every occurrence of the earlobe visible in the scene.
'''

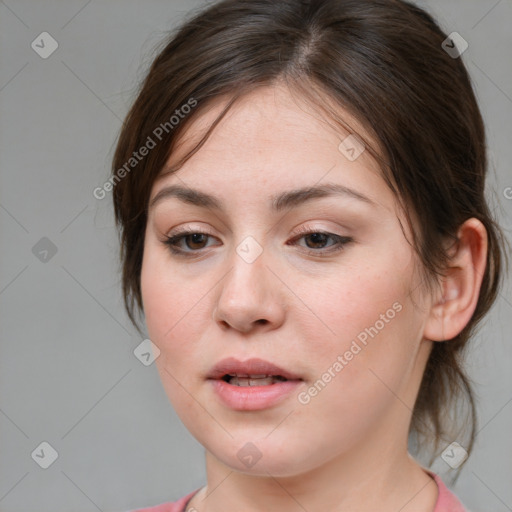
[423,218,488,342]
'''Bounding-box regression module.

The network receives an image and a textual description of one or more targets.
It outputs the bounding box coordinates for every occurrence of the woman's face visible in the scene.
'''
[141,85,434,476]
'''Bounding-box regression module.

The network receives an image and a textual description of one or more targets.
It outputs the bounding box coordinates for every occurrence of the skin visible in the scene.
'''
[140,84,487,511]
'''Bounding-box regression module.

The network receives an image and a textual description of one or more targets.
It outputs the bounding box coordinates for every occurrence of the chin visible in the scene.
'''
[204,435,323,477]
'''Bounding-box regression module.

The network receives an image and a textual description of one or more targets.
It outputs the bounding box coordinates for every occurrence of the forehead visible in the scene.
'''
[151,84,391,210]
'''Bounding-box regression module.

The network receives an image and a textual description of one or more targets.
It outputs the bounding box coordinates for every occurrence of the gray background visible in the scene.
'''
[0,1,510,511]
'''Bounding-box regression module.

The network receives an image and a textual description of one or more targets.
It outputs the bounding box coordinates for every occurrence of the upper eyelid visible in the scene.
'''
[166,225,344,239]
[165,227,350,249]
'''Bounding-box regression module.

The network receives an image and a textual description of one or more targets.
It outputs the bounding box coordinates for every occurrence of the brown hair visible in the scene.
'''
[111,0,508,464]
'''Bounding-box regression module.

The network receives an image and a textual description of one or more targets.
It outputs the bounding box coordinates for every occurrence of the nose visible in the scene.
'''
[212,244,286,334]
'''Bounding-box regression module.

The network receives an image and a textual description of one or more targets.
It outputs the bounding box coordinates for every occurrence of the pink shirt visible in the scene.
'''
[131,472,468,512]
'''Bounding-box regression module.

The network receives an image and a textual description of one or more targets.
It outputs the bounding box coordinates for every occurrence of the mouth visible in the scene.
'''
[208,356,302,383]
[208,357,303,411]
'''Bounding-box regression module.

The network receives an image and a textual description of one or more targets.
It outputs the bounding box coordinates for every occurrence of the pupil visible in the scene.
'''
[187,233,206,249]
[307,233,327,248]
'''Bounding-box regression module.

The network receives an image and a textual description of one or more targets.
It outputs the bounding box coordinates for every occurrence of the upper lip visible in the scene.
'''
[208,357,302,380]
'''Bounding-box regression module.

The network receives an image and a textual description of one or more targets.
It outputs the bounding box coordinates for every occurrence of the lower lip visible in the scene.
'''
[209,379,303,410]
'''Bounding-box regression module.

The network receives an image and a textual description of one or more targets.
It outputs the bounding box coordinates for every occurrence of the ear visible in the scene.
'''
[423,218,488,342]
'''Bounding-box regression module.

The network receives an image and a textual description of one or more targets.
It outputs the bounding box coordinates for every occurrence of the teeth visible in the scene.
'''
[227,373,267,378]
[226,374,286,386]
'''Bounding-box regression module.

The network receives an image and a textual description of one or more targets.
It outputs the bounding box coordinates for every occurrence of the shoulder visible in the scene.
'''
[428,472,471,512]
[128,489,200,512]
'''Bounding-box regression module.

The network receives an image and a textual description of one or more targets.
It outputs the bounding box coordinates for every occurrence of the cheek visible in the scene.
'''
[141,255,209,417]
[141,247,200,356]
[301,248,423,407]
[141,243,222,400]
[304,248,415,353]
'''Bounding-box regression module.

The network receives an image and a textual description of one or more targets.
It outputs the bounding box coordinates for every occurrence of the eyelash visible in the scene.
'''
[162,225,353,258]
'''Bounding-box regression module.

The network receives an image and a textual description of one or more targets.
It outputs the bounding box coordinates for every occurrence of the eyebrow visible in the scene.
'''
[148,182,376,213]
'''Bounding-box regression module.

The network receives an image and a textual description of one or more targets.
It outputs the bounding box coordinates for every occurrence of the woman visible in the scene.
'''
[112,0,508,510]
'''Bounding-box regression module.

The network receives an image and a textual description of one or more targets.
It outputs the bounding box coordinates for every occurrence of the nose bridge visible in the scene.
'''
[213,234,284,331]
[222,234,270,305]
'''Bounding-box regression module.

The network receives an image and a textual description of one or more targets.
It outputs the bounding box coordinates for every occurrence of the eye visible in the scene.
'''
[162,227,353,258]
[288,226,353,256]
[163,229,219,255]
